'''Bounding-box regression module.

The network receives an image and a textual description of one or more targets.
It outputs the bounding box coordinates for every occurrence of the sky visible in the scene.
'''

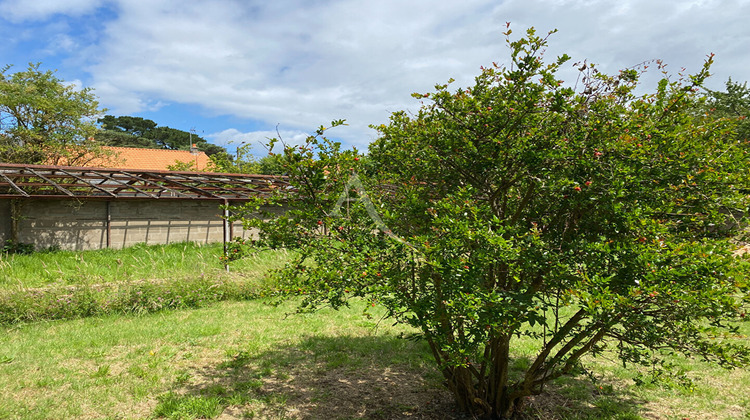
[1,0,749,156]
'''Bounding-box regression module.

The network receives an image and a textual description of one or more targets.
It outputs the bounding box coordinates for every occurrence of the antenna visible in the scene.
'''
[189,128,200,170]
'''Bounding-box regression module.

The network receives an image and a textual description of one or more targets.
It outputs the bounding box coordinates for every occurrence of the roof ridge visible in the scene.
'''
[103,146,206,154]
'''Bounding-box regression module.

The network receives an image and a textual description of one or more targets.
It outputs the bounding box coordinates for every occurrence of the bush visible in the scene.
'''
[235,27,750,419]
[1,240,34,255]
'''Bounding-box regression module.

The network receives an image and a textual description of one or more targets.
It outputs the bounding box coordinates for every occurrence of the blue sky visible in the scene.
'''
[2,0,749,156]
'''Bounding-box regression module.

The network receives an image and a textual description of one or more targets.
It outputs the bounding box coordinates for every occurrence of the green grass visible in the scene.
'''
[0,242,289,324]
[0,243,748,419]
[0,241,273,290]
[0,299,445,419]
[0,297,747,419]
[153,392,223,419]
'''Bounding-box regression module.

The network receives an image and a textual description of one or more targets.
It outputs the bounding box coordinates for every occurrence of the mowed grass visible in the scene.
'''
[0,298,747,420]
[0,299,449,420]
[512,320,750,420]
[0,243,748,419]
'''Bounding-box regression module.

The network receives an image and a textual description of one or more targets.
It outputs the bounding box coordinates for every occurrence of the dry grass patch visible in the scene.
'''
[174,343,461,420]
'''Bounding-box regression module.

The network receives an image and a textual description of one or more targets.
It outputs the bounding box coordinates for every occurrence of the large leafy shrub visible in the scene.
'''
[234,28,749,419]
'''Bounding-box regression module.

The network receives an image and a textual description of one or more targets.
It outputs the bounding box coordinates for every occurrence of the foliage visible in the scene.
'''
[0,239,34,255]
[96,114,226,156]
[166,159,199,171]
[150,125,208,153]
[0,243,286,324]
[94,129,159,149]
[704,78,750,144]
[98,114,157,137]
[207,141,260,173]
[257,153,288,175]
[98,114,281,174]
[0,63,105,165]
[233,27,750,419]
[208,144,290,175]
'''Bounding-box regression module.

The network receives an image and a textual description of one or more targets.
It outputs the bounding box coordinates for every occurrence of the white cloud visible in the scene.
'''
[45,33,78,54]
[62,79,84,91]
[85,0,503,148]
[0,0,104,21]
[489,0,750,91]
[9,0,749,150]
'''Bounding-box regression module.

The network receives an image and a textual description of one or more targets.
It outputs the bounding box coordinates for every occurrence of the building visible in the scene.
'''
[90,146,212,171]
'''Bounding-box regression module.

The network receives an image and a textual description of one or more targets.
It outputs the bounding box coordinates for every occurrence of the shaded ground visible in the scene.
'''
[178,335,470,419]
[163,334,645,420]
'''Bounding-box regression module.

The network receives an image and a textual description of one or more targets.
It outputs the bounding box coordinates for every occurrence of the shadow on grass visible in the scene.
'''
[525,374,648,420]
[155,334,650,420]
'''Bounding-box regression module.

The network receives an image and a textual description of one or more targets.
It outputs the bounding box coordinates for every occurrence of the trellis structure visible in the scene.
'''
[0,163,289,259]
[0,162,289,200]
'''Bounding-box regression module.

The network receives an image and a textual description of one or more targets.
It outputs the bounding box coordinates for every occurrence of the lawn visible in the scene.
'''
[0,299,452,419]
[0,243,748,419]
[1,298,747,419]
[0,242,288,324]
[0,241,277,290]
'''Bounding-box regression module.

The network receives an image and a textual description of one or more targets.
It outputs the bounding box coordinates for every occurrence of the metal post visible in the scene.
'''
[106,201,112,249]
[222,199,230,272]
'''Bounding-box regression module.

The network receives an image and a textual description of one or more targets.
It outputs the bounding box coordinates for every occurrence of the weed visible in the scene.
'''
[90,365,110,378]
[175,371,191,385]
[153,392,223,419]
[1,239,34,255]
[236,379,264,392]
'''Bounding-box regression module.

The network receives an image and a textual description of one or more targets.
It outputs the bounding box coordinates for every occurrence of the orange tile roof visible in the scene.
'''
[90,146,211,171]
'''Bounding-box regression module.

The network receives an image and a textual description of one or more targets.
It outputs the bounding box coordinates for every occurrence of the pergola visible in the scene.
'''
[0,162,289,200]
[0,163,289,266]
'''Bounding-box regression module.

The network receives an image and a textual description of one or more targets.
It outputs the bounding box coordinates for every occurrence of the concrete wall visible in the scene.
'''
[0,198,269,251]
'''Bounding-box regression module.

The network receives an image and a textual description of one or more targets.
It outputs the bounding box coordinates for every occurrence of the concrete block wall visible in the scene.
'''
[0,200,10,244]
[108,200,230,249]
[0,198,261,251]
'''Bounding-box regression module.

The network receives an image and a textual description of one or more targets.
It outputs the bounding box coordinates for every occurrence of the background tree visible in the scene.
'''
[98,115,157,138]
[96,114,227,156]
[704,78,750,143]
[256,153,287,175]
[207,141,259,173]
[148,126,200,151]
[95,129,160,149]
[0,63,104,165]
[206,144,291,174]
[234,28,749,419]
[201,140,289,174]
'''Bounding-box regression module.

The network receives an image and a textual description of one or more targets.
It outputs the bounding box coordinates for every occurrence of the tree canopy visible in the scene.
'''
[0,63,105,165]
[233,27,749,419]
[96,114,226,156]
[704,78,750,143]
[207,145,287,175]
